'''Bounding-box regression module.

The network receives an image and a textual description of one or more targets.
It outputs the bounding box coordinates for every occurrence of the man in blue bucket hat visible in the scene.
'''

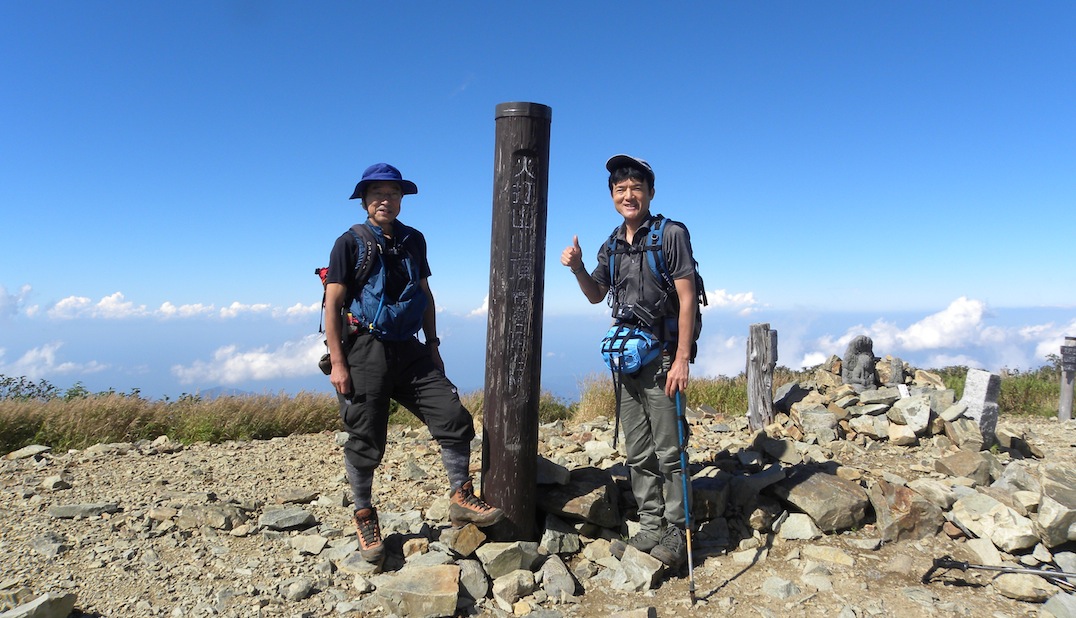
[560,154,702,573]
[323,163,504,566]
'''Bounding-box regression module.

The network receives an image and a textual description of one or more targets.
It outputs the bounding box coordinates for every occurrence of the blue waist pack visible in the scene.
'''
[600,324,661,375]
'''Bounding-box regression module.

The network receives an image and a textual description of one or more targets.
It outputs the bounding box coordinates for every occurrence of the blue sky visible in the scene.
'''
[1,1,1073,402]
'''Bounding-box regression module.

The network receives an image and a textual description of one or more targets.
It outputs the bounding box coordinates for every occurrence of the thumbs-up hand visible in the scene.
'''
[561,235,584,272]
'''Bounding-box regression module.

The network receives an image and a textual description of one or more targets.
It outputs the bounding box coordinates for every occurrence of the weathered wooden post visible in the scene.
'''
[481,102,551,540]
[1060,336,1076,421]
[746,323,778,431]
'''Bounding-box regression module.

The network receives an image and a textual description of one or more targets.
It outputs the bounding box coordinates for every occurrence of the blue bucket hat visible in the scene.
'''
[349,163,419,200]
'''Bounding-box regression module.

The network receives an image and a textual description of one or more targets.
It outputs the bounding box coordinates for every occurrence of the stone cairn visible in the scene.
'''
[4,337,1076,617]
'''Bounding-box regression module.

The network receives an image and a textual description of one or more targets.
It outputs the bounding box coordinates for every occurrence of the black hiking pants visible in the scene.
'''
[337,331,475,470]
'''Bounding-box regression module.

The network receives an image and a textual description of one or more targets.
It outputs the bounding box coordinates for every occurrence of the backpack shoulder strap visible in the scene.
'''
[606,224,621,286]
[645,214,674,291]
[347,223,380,290]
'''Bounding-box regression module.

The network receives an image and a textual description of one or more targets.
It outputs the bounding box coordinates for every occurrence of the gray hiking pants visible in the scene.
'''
[617,352,689,533]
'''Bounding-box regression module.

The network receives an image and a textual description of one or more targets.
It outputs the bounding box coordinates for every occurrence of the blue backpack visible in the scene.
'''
[346,222,428,341]
[606,214,707,350]
[317,223,427,343]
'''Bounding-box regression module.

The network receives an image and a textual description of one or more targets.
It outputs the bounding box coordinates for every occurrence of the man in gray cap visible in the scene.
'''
[323,162,503,566]
[560,154,700,572]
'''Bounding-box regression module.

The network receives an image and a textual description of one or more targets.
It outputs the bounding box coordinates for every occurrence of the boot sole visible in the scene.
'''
[450,509,506,528]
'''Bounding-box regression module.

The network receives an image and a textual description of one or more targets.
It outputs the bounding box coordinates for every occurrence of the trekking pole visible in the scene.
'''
[923,556,1076,591]
[674,390,696,605]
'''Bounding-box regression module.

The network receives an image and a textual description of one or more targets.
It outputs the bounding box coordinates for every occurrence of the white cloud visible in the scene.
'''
[694,334,745,378]
[219,301,272,318]
[42,292,328,322]
[0,341,108,379]
[0,285,32,319]
[796,297,1071,373]
[896,296,987,350]
[468,295,489,318]
[171,333,325,385]
[1032,317,1076,362]
[49,292,149,319]
[282,302,321,318]
[158,301,216,318]
[923,353,984,370]
[703,289,761,316]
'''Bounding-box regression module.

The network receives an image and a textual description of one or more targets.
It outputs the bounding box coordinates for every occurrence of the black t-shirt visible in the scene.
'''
[326,220,432,303]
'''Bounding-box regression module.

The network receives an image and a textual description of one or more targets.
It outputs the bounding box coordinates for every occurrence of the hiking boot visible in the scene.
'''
[649,525,687,569]
[449,480,505,527]
[352,507,384,563]
[610,528,663,559]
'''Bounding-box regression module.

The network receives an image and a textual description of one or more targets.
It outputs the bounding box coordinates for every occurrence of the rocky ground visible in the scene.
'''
[2,409,1076,618]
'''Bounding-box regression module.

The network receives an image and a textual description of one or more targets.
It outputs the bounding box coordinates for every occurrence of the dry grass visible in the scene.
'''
[1,361,1064,455]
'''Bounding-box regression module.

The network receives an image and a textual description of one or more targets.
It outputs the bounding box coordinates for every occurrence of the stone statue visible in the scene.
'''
[841,335,877,389]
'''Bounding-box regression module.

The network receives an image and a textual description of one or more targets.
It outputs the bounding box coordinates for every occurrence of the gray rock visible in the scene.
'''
[0,592,77,618]
[30,532,69,559]
[257,506,315,530]
[1044,592,1076,618]
[775,512,821,540]
[457,559,489,606]
[1037,464,1076,548]
[943,418,984,451]
[336,552,383,576]
[858,387,901,407]
[47,503,120,519]
[540,514,581,555]
[774,381,810,413]
[887,394,932,435]
[538,554,577,602]
[799,409,839,444]
[935,450,990,486]
[940,400,969,422]
[273,487,319,504]
[536,455,571,485]
[853,403,893,416]
[771,467,869,533]
[993,572,1057,602]
[176,504,247,530]
[866,479,944,543]
[475,541,541,580]
[761,575,801,599]
[491,569,536,612]
[536,467,620,528]
[849,414,888,440]
[887,422,917,446]
[611,546,664,592]
[4,445,51,460]
[961,369,1000,447]
[908,478,957,510]
[38,476,70,491]
[290,534,328,556]
[376,564,460,618]
[950,490,1039,551]
[440,523,486,558]
[278,577,314,601]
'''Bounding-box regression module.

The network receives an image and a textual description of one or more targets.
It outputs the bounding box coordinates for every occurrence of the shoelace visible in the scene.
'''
[355,514,382,546]
[457,489,494,512]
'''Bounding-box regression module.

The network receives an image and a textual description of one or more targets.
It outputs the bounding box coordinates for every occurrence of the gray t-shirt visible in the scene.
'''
[592,213,696,343]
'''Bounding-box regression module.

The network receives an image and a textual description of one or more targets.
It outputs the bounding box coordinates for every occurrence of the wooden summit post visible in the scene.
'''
[746,323,778,431]
[481,102,551,540]
[1060,336,1076,421]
